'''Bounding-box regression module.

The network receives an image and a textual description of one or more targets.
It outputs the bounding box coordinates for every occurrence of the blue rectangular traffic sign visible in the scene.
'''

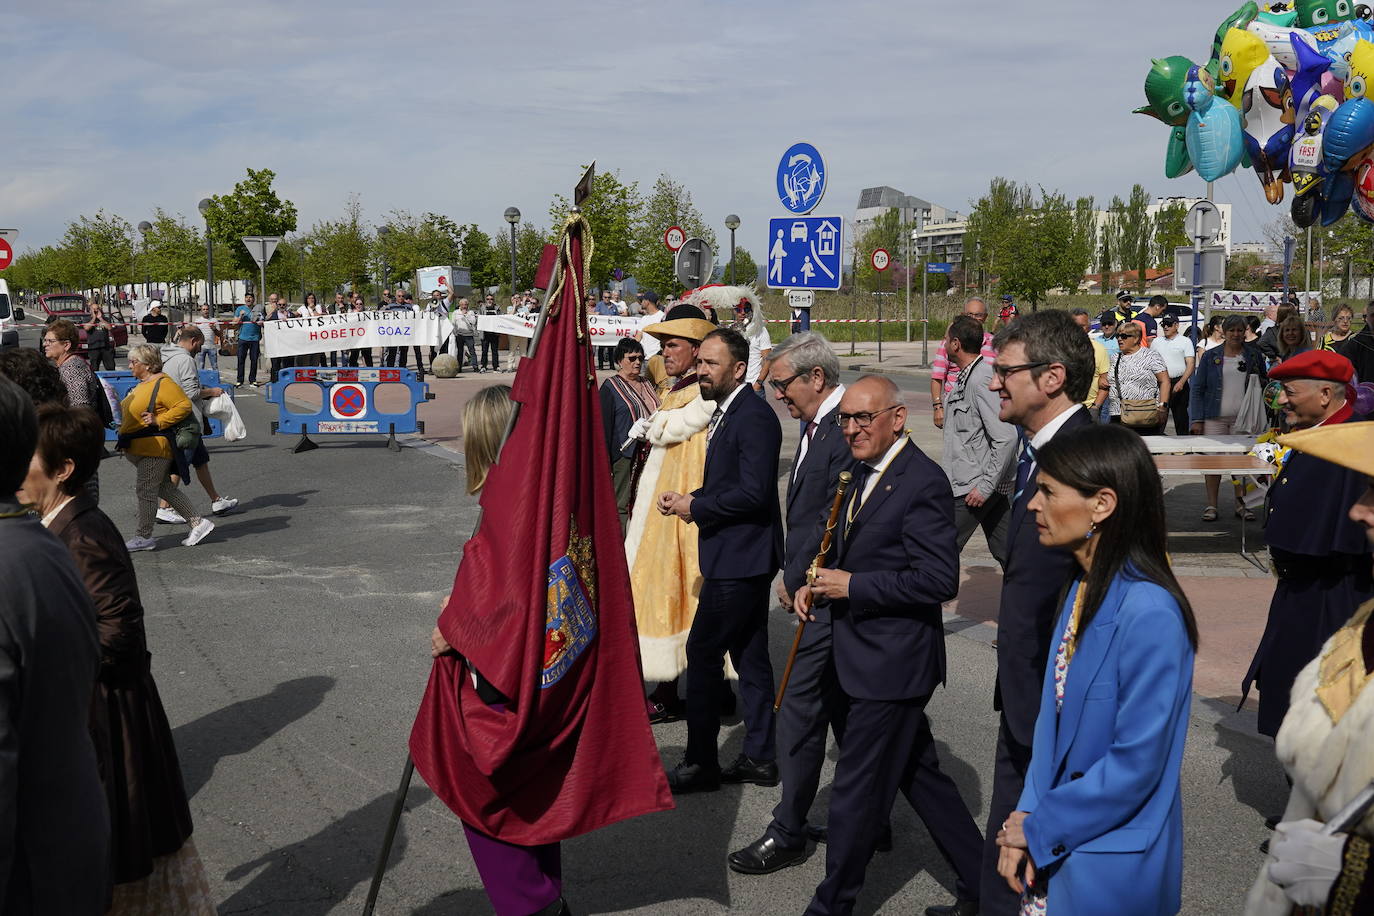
[766,216,843,290]
[926,262,952,274]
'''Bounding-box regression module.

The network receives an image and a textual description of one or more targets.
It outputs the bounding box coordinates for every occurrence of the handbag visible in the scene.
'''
[1114,356,1162,428]
[1232,369,1268,436]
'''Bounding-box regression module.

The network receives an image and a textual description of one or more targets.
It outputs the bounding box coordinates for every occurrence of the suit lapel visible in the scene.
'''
[788,407,841,511]
[837,441,911,563]
[1008,407,1091,538]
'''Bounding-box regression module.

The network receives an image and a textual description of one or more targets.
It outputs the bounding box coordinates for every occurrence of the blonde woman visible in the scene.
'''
[461,384,513,493]
[115,344,213,551]
[1321,305,1356,355]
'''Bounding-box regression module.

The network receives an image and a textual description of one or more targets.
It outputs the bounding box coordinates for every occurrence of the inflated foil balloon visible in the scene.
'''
[1320,96,1374,171]
[1265,379,1286,411]
[1296,0,1360,27]
[1286,31,1335,125]
[1219,27,1274,104]
[1241,58,1295,200]
[1185,66,1247,179]
[1354,381,1374,415]
[1135,56,1198,125]
[1290,95,1339,226]
[1248,19,1320,67]
[1344,37,1374,98]
[1210,2,1261,78]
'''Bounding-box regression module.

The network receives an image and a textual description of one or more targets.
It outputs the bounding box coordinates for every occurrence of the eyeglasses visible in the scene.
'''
[41,337,60,346]
[835,404,900,429]
[991,361,1049,380]
[623,354,644,362]
[769,372,804,394]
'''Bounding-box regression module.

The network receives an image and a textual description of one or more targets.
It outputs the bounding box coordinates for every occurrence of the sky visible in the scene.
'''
[4,0,1291,262]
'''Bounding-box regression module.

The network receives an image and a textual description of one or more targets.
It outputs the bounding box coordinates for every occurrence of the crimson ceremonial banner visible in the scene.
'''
[409,215,672,844]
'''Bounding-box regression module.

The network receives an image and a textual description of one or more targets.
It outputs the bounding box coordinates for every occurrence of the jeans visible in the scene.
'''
[198,347,218,371]
[236,339,260,384]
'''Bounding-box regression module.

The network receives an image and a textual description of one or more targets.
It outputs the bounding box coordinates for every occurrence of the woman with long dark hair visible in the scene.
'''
[996,423,1198,916]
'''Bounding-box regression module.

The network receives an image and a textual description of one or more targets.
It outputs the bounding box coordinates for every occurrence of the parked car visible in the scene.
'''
[39,294,130,354]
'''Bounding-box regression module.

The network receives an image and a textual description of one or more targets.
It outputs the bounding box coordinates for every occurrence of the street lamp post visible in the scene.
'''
[725,214,740,285]
[504,207,521,294]
[198,199,215,312]
[377,226,391,295]
[138,221,152,308]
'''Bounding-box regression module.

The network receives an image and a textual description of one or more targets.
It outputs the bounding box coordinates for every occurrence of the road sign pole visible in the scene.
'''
[1192,233,1202,334]
[850,246,857,356]
[877,294,883,363]
[922,266,929,367]
[905,226,912,343]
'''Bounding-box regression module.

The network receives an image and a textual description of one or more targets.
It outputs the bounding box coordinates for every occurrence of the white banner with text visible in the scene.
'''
[263,311,451,358]
[476,313,649,347]
[1207,290,1323,313]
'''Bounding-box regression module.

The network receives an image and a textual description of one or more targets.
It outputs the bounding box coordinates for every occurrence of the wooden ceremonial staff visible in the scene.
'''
[773,470,852,712]
[361,194,590,915]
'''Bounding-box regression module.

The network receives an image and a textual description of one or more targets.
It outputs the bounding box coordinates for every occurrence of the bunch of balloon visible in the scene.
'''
[1135,0,1374,227]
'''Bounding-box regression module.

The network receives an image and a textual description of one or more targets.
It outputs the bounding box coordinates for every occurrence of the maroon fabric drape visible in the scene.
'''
[409,217,672,844]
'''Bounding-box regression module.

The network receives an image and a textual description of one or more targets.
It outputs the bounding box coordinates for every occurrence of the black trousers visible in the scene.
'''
[480,332,500,369]
[979,714,1035,916]
[767,611,848,848]
[1168,378,1191,435]
[88,346,116,371]
[684,574,776,770]
[805,692,983,916]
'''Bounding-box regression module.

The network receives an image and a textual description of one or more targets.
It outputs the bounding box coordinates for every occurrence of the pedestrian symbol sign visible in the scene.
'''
[776,142,827,215]
[766,216,843,291]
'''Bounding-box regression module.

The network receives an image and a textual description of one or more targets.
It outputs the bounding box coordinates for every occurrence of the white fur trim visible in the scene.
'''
[639,632,689,683]
[647,395,714,447]
[689,284,765,338]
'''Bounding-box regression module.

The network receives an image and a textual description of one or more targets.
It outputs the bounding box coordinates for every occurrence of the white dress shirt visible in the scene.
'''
[794,384,846,481]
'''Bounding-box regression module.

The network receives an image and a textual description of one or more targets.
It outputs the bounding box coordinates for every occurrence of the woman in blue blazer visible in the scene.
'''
[996,423,1199,916]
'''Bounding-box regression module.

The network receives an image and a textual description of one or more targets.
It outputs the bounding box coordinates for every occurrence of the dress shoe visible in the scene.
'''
[647,700,685,725]
[720,754,779,787]
[924,900,979,916]
[728,834,809,875]
[806,823,893,852]
[666,763,721,794]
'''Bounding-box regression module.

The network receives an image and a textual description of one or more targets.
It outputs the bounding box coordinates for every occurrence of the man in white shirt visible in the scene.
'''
[1151,315,1196,435]
[190,304,222,371]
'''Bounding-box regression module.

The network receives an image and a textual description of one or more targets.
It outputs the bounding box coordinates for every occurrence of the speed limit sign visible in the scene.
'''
[664,226,686,252]
[871,248,890,271]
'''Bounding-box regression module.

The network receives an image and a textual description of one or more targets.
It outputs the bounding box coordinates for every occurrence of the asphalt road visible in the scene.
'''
[11,324,1289,914]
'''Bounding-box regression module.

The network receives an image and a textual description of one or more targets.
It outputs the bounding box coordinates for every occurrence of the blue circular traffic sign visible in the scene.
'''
[776,142,827,215]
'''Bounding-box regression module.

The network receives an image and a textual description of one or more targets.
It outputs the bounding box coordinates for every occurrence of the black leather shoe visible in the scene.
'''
[806,823,892,851]
[666,763,721,794]
[924,900,978,916]
[728,835,809,875]
[720,754,779,787]
[647,700,685,725]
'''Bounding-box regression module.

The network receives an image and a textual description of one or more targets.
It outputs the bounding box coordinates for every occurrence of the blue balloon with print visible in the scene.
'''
[776,142,828,215]
[1183,66,1245,180]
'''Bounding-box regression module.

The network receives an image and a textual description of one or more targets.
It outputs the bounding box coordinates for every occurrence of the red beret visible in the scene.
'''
[1268,349,1355,384]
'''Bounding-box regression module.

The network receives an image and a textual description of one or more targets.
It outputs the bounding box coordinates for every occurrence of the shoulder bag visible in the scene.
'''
[1114,354,1163,428]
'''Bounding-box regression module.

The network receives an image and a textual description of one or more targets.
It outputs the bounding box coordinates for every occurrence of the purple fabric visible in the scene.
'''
[462,822,562,915]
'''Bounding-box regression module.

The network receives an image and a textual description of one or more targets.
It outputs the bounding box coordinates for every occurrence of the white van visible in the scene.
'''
[0,279,22,349]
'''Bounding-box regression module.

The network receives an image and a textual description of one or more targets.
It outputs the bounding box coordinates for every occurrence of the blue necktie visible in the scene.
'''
[1013,439,1037,505]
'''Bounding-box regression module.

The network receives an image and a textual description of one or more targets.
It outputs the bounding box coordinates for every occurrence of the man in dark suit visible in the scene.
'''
[658,326,783,793]
[0,376,110,912]
[979,310,1097,916]
[729,331,858,873]
[796,375,981,916]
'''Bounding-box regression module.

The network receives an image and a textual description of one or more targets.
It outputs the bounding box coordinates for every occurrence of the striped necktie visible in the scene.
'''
[707,406,723,444]
[1013,439,1038,505]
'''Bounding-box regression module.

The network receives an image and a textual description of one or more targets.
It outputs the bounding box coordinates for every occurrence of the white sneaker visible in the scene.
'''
[125,536,157,552]
[182,518,215,547]
[156,507,186,525]
[211,496,238,515]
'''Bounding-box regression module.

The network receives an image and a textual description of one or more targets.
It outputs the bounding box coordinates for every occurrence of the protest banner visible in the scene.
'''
[477,313,644,347]
[263,311,451,359]
[1207,290,1323,313]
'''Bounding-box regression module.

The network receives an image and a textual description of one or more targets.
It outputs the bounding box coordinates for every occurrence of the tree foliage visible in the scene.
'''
[200,168,299,281]
[632,174,716,295]
[491,222,549,293]
[1152,201,1188,267]
[550,167,642,289]
[719,246,759,285]
[965,179,1096,309]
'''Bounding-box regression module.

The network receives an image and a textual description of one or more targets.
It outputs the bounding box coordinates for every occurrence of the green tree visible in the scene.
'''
[1225,252,1266,289]
[1121,184,1152,291]
[631,173,716,295]
[854,208,908,292]
[998,189,1079,309]
[140,209,204,301]
[1068,196,1097,288]
[60,212,135,292]
[301,195,372,297]
[719,246,759,285]
[964,177,1025,288]
[1152,201,1189,267]
[491,222,548,293]
[200,168,299,284]
[461,226,497,292]
[550,167,642,289]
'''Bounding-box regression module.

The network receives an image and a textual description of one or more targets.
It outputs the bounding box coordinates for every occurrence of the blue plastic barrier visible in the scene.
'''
[98,369,232,442]
[264,366,433,452]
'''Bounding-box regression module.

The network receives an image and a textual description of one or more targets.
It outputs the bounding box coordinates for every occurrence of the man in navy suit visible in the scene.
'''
[658,327,783,793]
[729,331,859,874]
[796,375,982,916]
[978,310,1097,916]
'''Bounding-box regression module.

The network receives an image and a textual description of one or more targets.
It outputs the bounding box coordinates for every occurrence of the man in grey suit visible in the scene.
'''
[0,375,110,913]
[941,316,1017,568]
[729,331,861,874]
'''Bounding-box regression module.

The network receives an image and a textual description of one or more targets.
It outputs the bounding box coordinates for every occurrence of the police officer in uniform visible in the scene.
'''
[1243,350,1374,738]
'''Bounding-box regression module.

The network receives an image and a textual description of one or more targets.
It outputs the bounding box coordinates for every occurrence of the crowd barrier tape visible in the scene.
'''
[98,369,231,442]
[264,366,433,453]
